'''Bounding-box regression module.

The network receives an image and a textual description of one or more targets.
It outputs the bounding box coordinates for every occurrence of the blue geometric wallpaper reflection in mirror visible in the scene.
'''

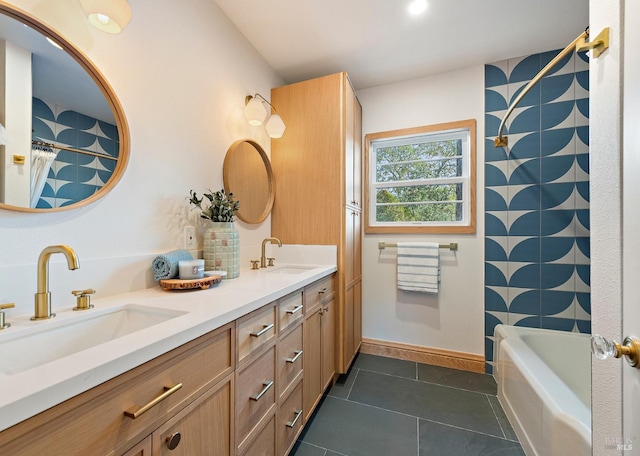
[32,97,119,208]
[484,50,590,373]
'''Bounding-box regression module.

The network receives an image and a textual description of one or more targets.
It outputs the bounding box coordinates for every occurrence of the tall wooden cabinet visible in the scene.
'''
[271,72,362,373]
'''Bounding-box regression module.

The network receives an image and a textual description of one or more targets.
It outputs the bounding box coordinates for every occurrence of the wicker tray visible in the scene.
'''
[159,275,222,291]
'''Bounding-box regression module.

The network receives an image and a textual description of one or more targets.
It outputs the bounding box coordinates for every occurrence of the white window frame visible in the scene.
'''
[364,119,476,234]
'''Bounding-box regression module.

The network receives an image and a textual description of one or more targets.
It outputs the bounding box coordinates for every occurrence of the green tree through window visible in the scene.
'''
[365,120,475,234]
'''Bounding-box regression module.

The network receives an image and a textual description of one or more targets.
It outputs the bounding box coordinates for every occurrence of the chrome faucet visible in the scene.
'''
[32,245,79,320]
[261,237,282,268]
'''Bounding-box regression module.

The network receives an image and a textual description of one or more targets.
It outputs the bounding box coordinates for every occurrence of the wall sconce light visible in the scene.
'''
[80,0,132,34]
[0,123,7,145]
[244,93,286,138]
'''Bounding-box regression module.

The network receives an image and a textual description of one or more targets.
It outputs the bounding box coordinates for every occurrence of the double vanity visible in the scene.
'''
[0,257,337,456]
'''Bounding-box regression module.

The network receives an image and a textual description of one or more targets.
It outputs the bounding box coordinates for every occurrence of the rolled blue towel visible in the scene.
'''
[152,249,193,281]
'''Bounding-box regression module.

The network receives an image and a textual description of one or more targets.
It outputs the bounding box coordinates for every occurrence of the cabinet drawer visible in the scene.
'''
[151,374,233,456]
[0,324,234,456]
[304,274,335,314]
[278,291,303,334]
[236,345,276,447]
[277,381,303,456]
[237,304,277,364]
[277,324,303,400]
[239,414,275,456]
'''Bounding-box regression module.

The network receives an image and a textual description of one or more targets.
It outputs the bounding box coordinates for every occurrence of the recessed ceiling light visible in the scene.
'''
[408,0,427,15]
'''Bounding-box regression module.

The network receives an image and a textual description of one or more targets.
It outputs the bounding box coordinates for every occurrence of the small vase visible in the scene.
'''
[203,221,240,279]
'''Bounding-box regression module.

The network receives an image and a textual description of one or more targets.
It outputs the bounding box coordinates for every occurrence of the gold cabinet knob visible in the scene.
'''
[165,432,181,450]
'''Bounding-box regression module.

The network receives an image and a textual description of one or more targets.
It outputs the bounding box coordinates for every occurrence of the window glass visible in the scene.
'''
[365,119,476,234]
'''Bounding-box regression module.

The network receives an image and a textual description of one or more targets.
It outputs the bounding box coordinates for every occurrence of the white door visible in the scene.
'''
[622,0,640,449]
[590,1,640,455]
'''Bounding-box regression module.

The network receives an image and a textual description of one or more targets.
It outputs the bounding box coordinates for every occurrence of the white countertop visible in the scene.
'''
[0,262,336,432]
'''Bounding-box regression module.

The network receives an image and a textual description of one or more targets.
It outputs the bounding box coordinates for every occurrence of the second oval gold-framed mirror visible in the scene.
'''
[223,139,274,224]
[0,2,129,212]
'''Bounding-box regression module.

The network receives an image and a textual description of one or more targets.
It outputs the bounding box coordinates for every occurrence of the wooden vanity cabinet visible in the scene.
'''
[303,276,336,422]
[235,295,305,456]
[277,323,304,401]
[235,345,277,452]
[0,323,234,456]
[0,275,337,456]
[150,373,233,456]
[276,380,303,456]
[271,72,363,374]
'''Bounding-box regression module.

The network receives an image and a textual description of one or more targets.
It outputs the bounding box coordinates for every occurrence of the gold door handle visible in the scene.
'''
[592,335,640,368]
[124,383,183,419]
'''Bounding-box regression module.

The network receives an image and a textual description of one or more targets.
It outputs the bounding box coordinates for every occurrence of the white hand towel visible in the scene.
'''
[396,242,440,294]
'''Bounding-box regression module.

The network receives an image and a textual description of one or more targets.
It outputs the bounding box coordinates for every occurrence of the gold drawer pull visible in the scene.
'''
[250,381,274,401]
[250,323,274,338]
[286,350,303,364]
[124,383,183,419]
[286,409,303,428]
[286,304,303,315]
[318,288,328,294]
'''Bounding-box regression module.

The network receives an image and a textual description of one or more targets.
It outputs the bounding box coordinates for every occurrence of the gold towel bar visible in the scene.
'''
[378,242,458,251]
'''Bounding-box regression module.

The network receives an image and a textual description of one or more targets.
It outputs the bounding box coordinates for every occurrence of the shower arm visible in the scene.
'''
[494,27,608,148]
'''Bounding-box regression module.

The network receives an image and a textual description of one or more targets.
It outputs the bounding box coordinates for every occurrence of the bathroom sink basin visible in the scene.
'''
[267,265,317,274]
[0,304,186,375]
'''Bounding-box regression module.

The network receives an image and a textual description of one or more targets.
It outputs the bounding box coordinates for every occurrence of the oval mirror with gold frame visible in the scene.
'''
[223,139,274,224]
[0,2,129,212]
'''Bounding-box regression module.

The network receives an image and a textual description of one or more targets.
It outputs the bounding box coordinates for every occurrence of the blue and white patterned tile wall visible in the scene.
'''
[484,50,590,373]
[32,97,119,208]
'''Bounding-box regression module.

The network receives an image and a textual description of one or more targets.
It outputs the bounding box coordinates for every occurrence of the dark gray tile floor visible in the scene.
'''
[290,353,524,456]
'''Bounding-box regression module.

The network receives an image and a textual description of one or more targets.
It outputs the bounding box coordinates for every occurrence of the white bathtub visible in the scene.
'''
[493,324,591,456]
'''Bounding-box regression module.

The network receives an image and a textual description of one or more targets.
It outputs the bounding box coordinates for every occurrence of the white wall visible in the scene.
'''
[0,0,284,317]
[358,66,485,355]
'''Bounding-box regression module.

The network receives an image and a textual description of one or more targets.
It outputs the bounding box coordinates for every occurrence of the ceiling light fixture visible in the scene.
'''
[80,0,132,34]
[244,94,286,138]
[407,0,427,16]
